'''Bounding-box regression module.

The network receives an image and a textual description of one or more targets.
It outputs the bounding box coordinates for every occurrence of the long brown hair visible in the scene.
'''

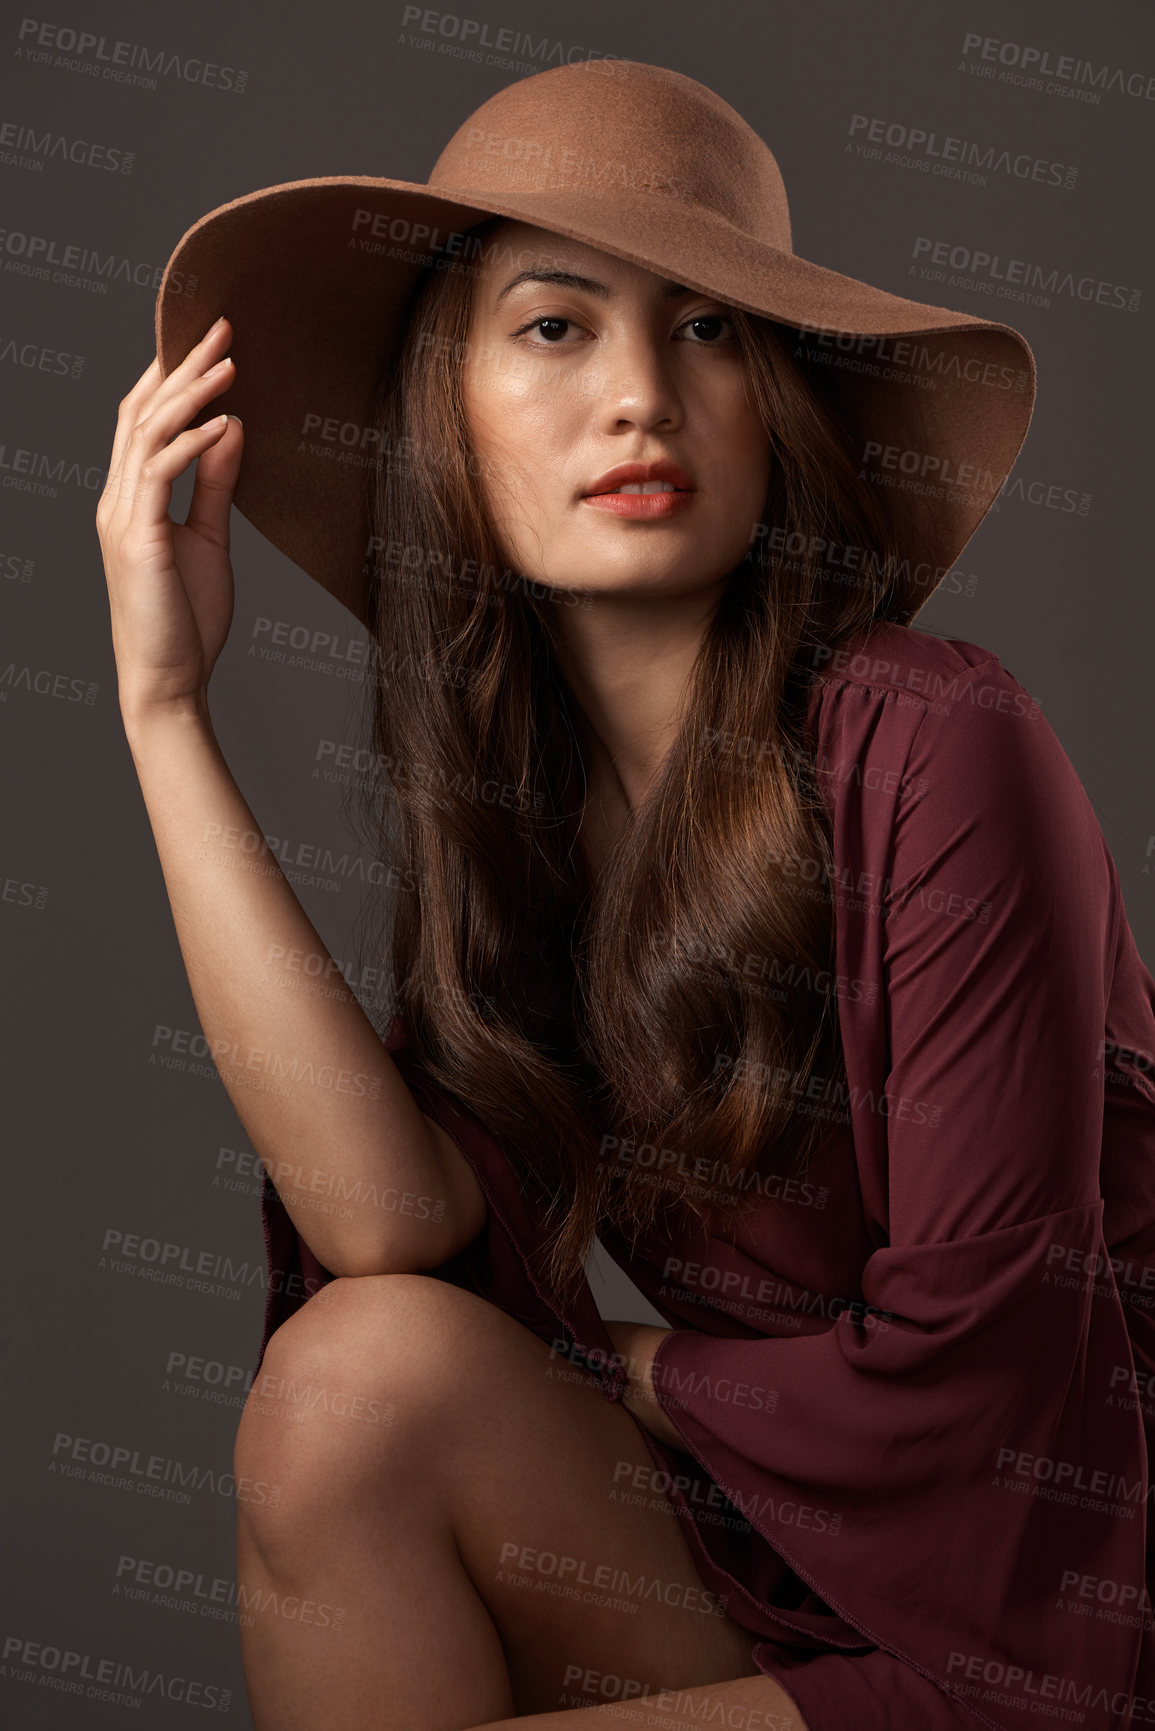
[353,217,904,1304]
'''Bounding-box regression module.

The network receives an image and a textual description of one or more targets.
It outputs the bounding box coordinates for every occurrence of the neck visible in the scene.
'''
[552,583,720,829]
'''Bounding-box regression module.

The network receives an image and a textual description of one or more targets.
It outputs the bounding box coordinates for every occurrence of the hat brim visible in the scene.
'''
[155,175,1036,631]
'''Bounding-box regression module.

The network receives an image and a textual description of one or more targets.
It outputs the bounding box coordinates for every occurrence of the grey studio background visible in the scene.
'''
[3,0,1153,1723]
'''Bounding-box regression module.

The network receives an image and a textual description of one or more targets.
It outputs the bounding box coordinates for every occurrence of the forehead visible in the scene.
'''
[471,219,689,301]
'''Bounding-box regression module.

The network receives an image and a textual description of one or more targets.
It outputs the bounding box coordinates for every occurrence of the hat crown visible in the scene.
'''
[428,60,793,252]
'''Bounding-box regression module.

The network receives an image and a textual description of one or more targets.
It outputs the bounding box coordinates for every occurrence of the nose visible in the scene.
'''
[593,332,685,436]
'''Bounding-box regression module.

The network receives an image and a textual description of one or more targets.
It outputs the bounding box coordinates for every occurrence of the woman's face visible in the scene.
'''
[460,221,771,601]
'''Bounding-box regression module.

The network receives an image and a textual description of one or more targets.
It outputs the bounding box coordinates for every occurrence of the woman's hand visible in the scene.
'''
[603,1319,686,1450]
[96,315,243,730]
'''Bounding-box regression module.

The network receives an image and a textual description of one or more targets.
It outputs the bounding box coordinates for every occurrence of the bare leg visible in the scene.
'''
[464,1673,807,1730]
[234,1273,808,1730]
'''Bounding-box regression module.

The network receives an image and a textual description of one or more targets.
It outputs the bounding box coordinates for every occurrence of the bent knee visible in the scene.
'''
[263,1270,491,1382]
[236,1274,491,1470]
[235,1275,481,1563]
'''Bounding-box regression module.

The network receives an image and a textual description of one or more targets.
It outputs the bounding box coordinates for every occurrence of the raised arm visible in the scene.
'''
[97,315,486,1279]
[123,704,486,1276]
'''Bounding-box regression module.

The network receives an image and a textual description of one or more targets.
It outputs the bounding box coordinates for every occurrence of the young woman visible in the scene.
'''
[99,60,1155,1731]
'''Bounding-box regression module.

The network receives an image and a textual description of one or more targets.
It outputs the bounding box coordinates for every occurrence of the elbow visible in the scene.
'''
[316,1234,426,1280]
[310,1213,486,1281]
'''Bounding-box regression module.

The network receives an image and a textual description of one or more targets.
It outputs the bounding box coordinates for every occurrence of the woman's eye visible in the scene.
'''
[512,311,735,347]
[515,317,576,344]
[679,313,735,343]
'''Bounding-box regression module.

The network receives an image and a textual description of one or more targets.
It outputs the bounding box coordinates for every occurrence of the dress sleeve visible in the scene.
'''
[651,661,1154,1729]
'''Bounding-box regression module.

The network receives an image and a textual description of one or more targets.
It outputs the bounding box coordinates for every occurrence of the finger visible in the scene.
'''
[125,416,232,535]
[101,355,162,520]
[108,326,215,472]
[150,314,232,407]
[108,358,234,517]
[109,320,228,486]
[184,416,243,548]
[105,318,231,504]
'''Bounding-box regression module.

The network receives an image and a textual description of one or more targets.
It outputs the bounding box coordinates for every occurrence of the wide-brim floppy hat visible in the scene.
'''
[154,58,1036,632]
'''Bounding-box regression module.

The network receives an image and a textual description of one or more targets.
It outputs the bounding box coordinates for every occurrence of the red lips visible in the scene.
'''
[582,458,696,495]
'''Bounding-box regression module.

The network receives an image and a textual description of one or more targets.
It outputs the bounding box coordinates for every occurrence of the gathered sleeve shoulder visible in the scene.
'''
[651,640,1155,1729]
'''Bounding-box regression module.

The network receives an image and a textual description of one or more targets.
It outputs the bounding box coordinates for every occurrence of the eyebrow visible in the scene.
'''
[493,268,694,306]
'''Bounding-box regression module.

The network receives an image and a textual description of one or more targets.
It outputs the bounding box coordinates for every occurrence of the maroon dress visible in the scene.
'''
[256,621,1155,1731]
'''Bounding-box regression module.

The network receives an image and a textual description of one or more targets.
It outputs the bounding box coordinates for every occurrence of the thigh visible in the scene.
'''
[464,1672,809,1730]
[458,1644,973,1731]
[247,1272,768,1717]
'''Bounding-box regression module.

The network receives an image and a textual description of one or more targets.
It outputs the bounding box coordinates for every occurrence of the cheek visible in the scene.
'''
[463,386,523,510]
[462,365,504,453]
[474,402,571,510]
[697,375,768,462]
[465,366,542,459]
[713,428,771,508]
[735,421,772,503]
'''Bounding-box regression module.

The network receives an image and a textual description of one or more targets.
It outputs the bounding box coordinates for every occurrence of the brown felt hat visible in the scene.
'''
[154,58,1036,632]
